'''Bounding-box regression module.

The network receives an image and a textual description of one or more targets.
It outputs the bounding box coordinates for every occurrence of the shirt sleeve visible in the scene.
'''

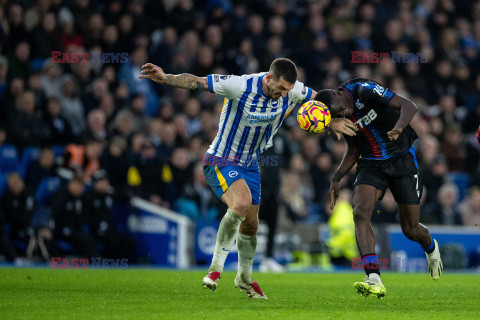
[290,81,313,104]
[206,74,245,99]
[359,83,397,107]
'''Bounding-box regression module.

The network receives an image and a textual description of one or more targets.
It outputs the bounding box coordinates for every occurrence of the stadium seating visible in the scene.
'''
[52,145,65,158]
[0,144,21,174]
[20,146,41,177]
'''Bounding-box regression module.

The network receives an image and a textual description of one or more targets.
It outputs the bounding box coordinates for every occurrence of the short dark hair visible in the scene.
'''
[269,58,297,84]
[70,175,84,185]
[314,89,335,108]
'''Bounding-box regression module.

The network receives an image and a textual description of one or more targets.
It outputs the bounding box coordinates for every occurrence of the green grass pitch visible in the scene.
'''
[0,268,478,319]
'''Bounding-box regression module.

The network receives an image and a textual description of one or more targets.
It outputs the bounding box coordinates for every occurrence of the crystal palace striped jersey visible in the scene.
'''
[206,72,313,166]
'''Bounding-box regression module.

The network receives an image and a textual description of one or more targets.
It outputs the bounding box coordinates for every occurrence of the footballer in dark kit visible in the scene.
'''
[315,78,443,298]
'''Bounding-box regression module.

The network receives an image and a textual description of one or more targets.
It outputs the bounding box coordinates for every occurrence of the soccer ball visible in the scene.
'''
[297,101,331,134]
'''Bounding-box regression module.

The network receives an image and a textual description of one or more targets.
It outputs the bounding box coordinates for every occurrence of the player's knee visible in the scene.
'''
[353,204,372,224]
[231,196,252,217]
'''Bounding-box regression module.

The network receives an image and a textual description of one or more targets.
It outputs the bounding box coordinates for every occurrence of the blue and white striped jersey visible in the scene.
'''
[206,72,313,166]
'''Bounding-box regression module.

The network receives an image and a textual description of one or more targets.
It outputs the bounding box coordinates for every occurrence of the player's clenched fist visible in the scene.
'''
[139,63,167,84]
[387,128,403,141]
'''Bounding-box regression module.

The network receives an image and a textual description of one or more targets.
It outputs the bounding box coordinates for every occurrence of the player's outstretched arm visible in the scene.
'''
[387,95,418,141]
[329,138,360,210]
[139,63,209,91]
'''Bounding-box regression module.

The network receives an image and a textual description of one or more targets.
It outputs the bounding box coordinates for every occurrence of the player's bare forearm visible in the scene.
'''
[139,63,208,91]
[390,95,418,130]
[332,140,360,182]
[329,139,360,209]
[164,74,209,91]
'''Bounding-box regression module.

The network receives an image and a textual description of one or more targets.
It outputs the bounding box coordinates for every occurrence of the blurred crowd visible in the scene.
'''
[1,0,480,262]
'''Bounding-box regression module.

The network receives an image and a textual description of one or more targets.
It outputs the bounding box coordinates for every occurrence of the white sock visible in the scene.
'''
[237,233,257,283]
[208,209,244,273]
[368,273,382,284]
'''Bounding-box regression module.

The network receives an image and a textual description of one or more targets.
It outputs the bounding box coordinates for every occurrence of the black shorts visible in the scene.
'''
[354,147,421,205]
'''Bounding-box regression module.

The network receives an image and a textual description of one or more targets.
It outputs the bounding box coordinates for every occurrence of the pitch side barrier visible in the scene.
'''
[387,225,480,271]
[129,197,194,268]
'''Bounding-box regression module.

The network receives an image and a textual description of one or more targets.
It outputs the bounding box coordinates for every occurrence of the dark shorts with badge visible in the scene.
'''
[353,146,421,205]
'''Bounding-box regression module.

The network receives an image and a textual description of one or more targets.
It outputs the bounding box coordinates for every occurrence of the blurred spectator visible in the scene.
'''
[25,147,57,192]
[41,62,62,98]
[83,170,135,258]
[100,136,131,200]
[43,97,75,145]
[7,91,50,149]
[83,78,108,114]
[7,4,29,48]
[31,12,60,58]
[169,148,193,199]
[64,140,103,182]
[423,183,462,225]
[109,110,135,141]
[52,176,100,257]
[59,74,85,136]
[130,139,174,208]
[459,187,480,227]
[440,124,467,172]
[83,109,107,142]
[6,41,30,80]
[1,173,35,251]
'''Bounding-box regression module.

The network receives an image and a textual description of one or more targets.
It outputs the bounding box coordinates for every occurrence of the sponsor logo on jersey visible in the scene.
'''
[246,114,276,124]
[228,171,238,178]
[354,109,378,129]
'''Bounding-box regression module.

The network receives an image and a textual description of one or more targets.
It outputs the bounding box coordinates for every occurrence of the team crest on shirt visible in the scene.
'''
[355,99,365,109]
[271,100,279,107]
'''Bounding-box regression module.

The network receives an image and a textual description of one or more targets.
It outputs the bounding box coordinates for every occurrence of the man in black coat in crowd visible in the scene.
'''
[25,146,57,191]
[52,176,99,257]
[0,173,35,260]
[83,170,135,259]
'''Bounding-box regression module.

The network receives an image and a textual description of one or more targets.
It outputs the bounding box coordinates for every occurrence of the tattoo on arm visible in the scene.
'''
[165,74,208,91]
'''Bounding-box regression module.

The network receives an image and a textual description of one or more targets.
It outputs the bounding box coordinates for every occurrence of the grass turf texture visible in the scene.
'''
[0,269,478,319]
